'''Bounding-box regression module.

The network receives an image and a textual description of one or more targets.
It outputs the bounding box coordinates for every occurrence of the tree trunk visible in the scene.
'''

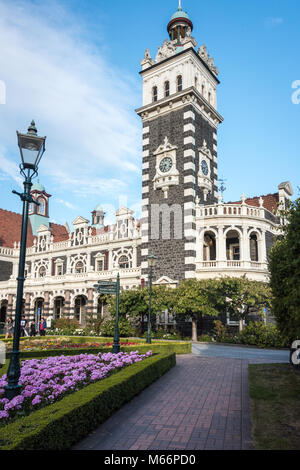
[239,318,244,333]
[192,317,198,342]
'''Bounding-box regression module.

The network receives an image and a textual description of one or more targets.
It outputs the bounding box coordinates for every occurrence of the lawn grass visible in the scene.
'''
[248,363,300,450]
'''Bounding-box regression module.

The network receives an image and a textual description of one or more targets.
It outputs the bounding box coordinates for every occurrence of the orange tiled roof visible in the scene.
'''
[228,193,279,214]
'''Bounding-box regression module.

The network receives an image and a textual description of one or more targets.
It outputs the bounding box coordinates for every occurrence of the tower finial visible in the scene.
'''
[178,0,182,10]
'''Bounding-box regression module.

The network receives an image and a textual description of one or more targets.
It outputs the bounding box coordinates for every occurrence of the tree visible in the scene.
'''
[174,279,220,341]
[219,277,272,332]
[269,198,300,343]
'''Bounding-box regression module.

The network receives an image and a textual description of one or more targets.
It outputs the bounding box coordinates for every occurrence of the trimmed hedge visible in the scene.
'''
[0,352,175,450]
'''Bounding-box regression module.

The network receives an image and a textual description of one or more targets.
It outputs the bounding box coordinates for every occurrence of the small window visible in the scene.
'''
[96,259,104,272]
[39,266,46,278]
[56,264,63,276]
[152,86,158,102]
[195,77,198,89]
[75,261,84,274]
[165,81,170,97]
[37,198,45,216]
[177,75,182,92]
[119,256,130,269]
[208,92,211,104]
[202,84,205,96]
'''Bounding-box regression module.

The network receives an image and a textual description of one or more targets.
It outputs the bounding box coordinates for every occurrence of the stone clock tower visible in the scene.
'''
[136,2,223,284]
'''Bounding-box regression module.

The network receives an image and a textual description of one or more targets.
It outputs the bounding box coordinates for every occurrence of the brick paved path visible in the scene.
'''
[73,355,255,450]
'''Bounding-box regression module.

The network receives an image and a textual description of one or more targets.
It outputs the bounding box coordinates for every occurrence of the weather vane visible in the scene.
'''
[218,177,227,197]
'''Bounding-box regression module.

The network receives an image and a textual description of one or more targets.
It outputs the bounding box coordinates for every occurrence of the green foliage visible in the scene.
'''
[100,318,135,337]
[218,277,271,330]
[174,279,220,319]
[52,318,80,334]
[0,353,176,450]
[269,198,300,343]
[238,322,289,348]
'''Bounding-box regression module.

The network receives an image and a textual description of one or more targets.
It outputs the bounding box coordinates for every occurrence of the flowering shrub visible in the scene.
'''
[6,339,138,352]
[0,350,152,424]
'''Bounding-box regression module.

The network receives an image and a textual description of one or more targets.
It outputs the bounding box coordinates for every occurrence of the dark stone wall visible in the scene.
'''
[0,260,13,281]
[142,104,217,282]
[265,231,275,258]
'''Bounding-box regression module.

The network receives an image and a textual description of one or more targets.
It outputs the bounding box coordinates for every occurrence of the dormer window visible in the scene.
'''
[75,261,84,274]
[39,266,46,278]
[29,202,35,214]
[152,86,158,102]
[177,75,182,92]
[165,81,170,97]
[37,197,45,216]
[119,255,130,269]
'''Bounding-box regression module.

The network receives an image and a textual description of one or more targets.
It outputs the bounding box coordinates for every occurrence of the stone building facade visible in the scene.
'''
[0,4,293,328]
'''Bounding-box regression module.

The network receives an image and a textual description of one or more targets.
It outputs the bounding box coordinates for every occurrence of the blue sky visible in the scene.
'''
[0,0,299,228]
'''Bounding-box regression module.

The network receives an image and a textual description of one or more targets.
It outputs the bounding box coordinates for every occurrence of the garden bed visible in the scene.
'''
[0,352,175,450]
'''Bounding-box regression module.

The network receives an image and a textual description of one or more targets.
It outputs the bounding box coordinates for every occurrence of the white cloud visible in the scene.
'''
[265,17,284,27]
[0,0,140,197]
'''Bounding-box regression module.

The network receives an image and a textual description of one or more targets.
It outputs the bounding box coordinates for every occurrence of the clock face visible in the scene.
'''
[201,160,209,176]
[159,157,173,173]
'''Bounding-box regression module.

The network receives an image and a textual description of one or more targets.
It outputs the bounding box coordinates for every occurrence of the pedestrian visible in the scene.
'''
[20,315,28,337]
[4,317,14,339]
[39,317,47,337]
[30,321,37,337]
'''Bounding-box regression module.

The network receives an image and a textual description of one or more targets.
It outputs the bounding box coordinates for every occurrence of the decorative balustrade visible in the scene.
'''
[197,260,267,271]
[0,247,14,256]
[198,203,265,219]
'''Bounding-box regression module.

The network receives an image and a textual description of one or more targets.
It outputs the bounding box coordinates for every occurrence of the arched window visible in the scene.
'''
[152,86,158,102]
[177,75,182,92]
[165,81,170,97]
[75,261,84,274]
[37,198,45,216]
[29,202,35,214]
[39,266,46,278]
[119,255,130,269]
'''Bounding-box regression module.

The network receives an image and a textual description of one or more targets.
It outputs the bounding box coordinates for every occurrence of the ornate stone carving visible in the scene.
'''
[197,44,219,76]
[155,40,177,63]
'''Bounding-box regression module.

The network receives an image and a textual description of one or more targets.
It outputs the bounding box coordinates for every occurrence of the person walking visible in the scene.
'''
[39,317,47,337]
[30,321,37,337]
[4,317,14,339]
[20,315,28,337]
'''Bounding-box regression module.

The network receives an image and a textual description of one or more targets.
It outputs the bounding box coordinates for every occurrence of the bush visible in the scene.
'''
[238,322,289,348]
[100,318,135,337]
[52,318,80,333]
[0,353,176,450]
[142,328,182,341]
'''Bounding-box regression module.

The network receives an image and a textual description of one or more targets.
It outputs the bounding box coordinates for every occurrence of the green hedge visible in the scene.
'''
[0,352,175,450]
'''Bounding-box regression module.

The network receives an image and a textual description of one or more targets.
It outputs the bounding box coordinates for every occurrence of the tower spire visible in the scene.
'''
[178,0,182,10]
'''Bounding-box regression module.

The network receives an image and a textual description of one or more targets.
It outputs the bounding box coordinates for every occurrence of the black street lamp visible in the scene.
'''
[4,121,46,400]
[146,252,157,344]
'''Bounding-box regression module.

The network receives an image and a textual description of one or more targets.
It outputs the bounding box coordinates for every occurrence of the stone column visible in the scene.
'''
[7,294,13,318]
[261,230,267,264]
[25,292,31,320]
[217,225,226,266]
[44,291,50,318]
[63,290,71,318]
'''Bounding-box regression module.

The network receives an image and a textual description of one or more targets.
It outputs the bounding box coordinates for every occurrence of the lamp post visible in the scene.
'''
[4,121,46,400]
[146,252,157,344]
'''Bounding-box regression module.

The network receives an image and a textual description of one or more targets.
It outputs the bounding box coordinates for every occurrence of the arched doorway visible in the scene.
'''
[226,230,240,261]
[97,295,107,318]
[0,300,8,323]
[250,233,259,262]
[34,298,44,323]
[203,231,216,261]
[53,296,65,319]
[74,296,87,325]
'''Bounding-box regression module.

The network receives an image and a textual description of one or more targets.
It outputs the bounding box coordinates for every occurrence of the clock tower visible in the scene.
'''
[136,2,223,283]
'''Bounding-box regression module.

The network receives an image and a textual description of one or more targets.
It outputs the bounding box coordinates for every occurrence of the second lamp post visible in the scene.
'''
[146,253,157,344]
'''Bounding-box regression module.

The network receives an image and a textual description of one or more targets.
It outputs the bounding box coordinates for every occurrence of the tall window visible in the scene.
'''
[202,84,205,96]
[152,86,158,102]
[177,75,182,92]
[208,92,211,104]
[96,259,104,272]
[194,76,198,89]
[165,81,170,97]
[37,198,45,216]
[75,261,84,274]
[119,255,130,269]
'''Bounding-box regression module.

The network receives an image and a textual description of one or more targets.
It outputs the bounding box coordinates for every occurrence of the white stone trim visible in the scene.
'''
[184,175,196,184]
[185,228,197,238]
[184,202,195,211]
[185,242,196,251]
[142,198,149,206]
[141,261,149,269]
[184,149,195,158]
[142,174,149,182]
[142,161,149,170]
[184,188,194,197]
[143,150,149,157]
[185,271,196,279]
[183,123,195,133]
[184,215,194,224]
[184,136,195,146]
[184,110,195,120]
[142,186,149,194]
[213,144,217,152]
[143,138,149,146]
[185,257,196,265]
[213,132,217,141]
[184,161,195,171]
[142,126,150,135]
[141,236,149,243]
[141,248,149,256]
